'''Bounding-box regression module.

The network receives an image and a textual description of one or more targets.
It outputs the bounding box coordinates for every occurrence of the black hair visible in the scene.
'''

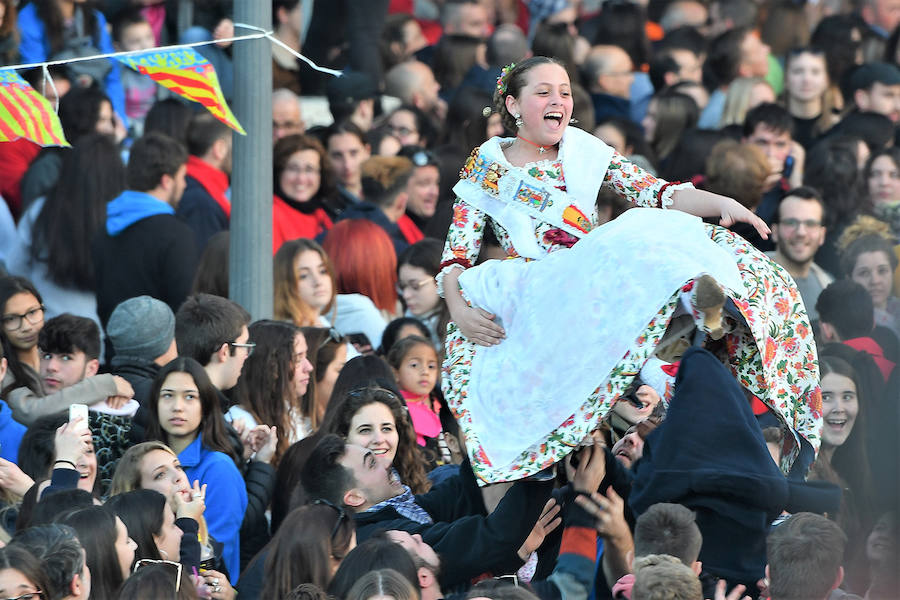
[803,137,864,232]
[19,412,76,484]
[126,132,188,192]
[29,488,95,527]
[56,505,128,600]
[774,186,826,224]
[145,357,240,464]
[706,27,749,87]
[742,102,794,139]
[106,489,170,562]
[816,280,874,339]
[299,434,355,508]
[590,2,649,68]
[191,231,230,297]
[111,8,149,43]
[327,537,419,600]
[0,276,44,397]
[379,317,432,355]
[30,133,125,290]
[57,86,112,143]
[38,313,101,360]
[174,294,251,367]
[143,99,194,146]
[186,112,232,158]
[34,0,99,54]
[827,112,894,154]
[0,545,53,600]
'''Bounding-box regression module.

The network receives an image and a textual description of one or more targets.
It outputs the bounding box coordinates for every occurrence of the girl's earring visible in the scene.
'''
[514,113,524,128]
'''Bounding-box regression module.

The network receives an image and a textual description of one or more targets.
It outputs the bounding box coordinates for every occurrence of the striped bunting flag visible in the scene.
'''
[0,69,69,147]
[116,47,245,134]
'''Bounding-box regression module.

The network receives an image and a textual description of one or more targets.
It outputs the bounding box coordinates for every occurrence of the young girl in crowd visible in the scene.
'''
[386,336,447,463]
[274,239,336,328]
[327,386,431,493]
[396,239,447,349]
[782,47,838,149]
[808,355,876,589]
[145,357,247,582]
[326,121,371,210]
[0,545,52,600]
[839,225,900,337]
[300,327,348,435]
[227,320,315,462]
[57,505,137,600]
[397,147,441,231]
[865,148,900,240]
[0,276,133,425]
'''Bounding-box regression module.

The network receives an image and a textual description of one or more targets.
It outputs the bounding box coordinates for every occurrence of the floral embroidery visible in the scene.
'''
[440,148,820,484]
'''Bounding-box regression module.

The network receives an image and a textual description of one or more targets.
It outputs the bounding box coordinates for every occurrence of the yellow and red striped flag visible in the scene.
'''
[116,47,245,134]
[0,70,69,147]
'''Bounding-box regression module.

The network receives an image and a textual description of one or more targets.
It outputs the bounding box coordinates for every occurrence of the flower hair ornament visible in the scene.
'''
[496,62,516,95]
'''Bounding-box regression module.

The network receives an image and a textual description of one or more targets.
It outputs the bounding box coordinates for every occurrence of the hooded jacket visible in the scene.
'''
[92,190,198,327]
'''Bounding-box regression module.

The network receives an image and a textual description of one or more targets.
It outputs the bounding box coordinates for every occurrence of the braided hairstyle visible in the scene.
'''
[493,56,567,132]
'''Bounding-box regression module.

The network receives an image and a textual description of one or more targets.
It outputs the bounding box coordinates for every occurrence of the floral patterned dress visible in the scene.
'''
[440,150,821,485]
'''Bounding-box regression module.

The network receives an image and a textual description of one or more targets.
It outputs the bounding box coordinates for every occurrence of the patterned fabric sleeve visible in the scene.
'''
[437,197,488,298]
[602,151,693,209]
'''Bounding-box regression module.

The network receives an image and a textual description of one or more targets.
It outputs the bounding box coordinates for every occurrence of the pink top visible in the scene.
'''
[401,391,442,446]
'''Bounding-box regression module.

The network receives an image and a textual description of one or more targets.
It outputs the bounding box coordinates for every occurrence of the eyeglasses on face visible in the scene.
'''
[133,559,183,591]
[229,341,256,356]
[778,218,822,230]
[2,591,43,600]
[1,306,45,331]
[396,278,436,294]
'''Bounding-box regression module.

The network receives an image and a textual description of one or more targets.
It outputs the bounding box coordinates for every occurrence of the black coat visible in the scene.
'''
[354,461,553,589]
[92,213,198,327]
[176,175,228,252]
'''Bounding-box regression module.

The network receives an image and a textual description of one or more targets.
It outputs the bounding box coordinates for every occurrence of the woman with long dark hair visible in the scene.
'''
[144,357,247,581]
[237,503,355,599]
[8,133,125,332]
[228,320,315,463]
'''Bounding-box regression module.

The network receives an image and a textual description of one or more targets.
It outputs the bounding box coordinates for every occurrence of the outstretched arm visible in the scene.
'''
[603,152,770,239]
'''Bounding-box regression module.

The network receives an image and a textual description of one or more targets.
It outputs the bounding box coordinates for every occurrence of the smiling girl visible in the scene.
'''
[328,386,430,494]
[145,357,247,582]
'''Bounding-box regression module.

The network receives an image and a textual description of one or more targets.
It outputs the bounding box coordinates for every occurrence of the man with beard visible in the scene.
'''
[92,132,197,327]
[176,113,234,250]
[766,187,832,321]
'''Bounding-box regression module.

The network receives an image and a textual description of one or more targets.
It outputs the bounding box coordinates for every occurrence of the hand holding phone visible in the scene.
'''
[69,404,88,431]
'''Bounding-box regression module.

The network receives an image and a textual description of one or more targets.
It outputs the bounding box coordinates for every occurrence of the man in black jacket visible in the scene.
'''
[300,433,554,590]
[92,132,198,327]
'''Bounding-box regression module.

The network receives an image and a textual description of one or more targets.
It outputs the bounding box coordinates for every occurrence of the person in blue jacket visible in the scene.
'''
[0,342,25,464]
[17,0,127,125]
[145,356,247,583]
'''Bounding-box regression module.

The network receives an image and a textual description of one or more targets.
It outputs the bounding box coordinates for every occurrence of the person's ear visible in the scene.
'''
[505,94,520,120]
[832,566,844,591]
[417,566,435,590]
[212,342,230,365]
[770,224,780,245]
[344,488,366,509]
[855,89,870,111]
[692,560,702,576]
[0,357,7,382]
[85,358,100,378]
[213,137,229,162]
[820,321,838,342]
[70,572,82,596]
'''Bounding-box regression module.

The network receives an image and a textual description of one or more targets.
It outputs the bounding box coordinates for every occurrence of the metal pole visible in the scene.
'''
[230,0,273,319]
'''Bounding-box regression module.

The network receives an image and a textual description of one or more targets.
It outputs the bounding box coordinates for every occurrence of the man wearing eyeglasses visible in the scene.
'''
[766,187,832,322]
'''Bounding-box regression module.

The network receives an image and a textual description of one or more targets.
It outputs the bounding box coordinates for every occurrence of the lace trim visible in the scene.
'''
[436,260,471,298]
[658,181,694,209]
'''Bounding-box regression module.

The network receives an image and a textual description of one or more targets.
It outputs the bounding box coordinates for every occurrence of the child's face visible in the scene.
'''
[396,343,438,397]
[118,22,156,52]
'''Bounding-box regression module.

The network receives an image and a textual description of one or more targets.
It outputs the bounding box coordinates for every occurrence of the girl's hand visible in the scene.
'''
[717,197,770,239]
[174,480,206,521]
[201,570,236,600]
[249,425,278,464]
[518,499,562,560]
[0,458,34,497]
[54,419,92,465]
[450,304,506,346]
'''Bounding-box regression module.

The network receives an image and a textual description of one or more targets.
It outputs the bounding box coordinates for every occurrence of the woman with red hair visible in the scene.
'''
[322,220,399,346]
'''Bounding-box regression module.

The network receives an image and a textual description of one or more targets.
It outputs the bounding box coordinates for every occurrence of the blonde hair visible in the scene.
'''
[274,239,337,327]
[632,554,702,600]
[109,442,210,543]
[720,77,773,127]
[705,140,770,210]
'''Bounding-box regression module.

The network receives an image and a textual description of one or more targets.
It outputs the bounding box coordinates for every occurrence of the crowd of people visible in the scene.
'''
[0,0,897,599]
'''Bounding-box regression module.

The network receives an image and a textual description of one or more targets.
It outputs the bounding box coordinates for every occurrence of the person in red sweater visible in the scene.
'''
[272,134,335,253]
